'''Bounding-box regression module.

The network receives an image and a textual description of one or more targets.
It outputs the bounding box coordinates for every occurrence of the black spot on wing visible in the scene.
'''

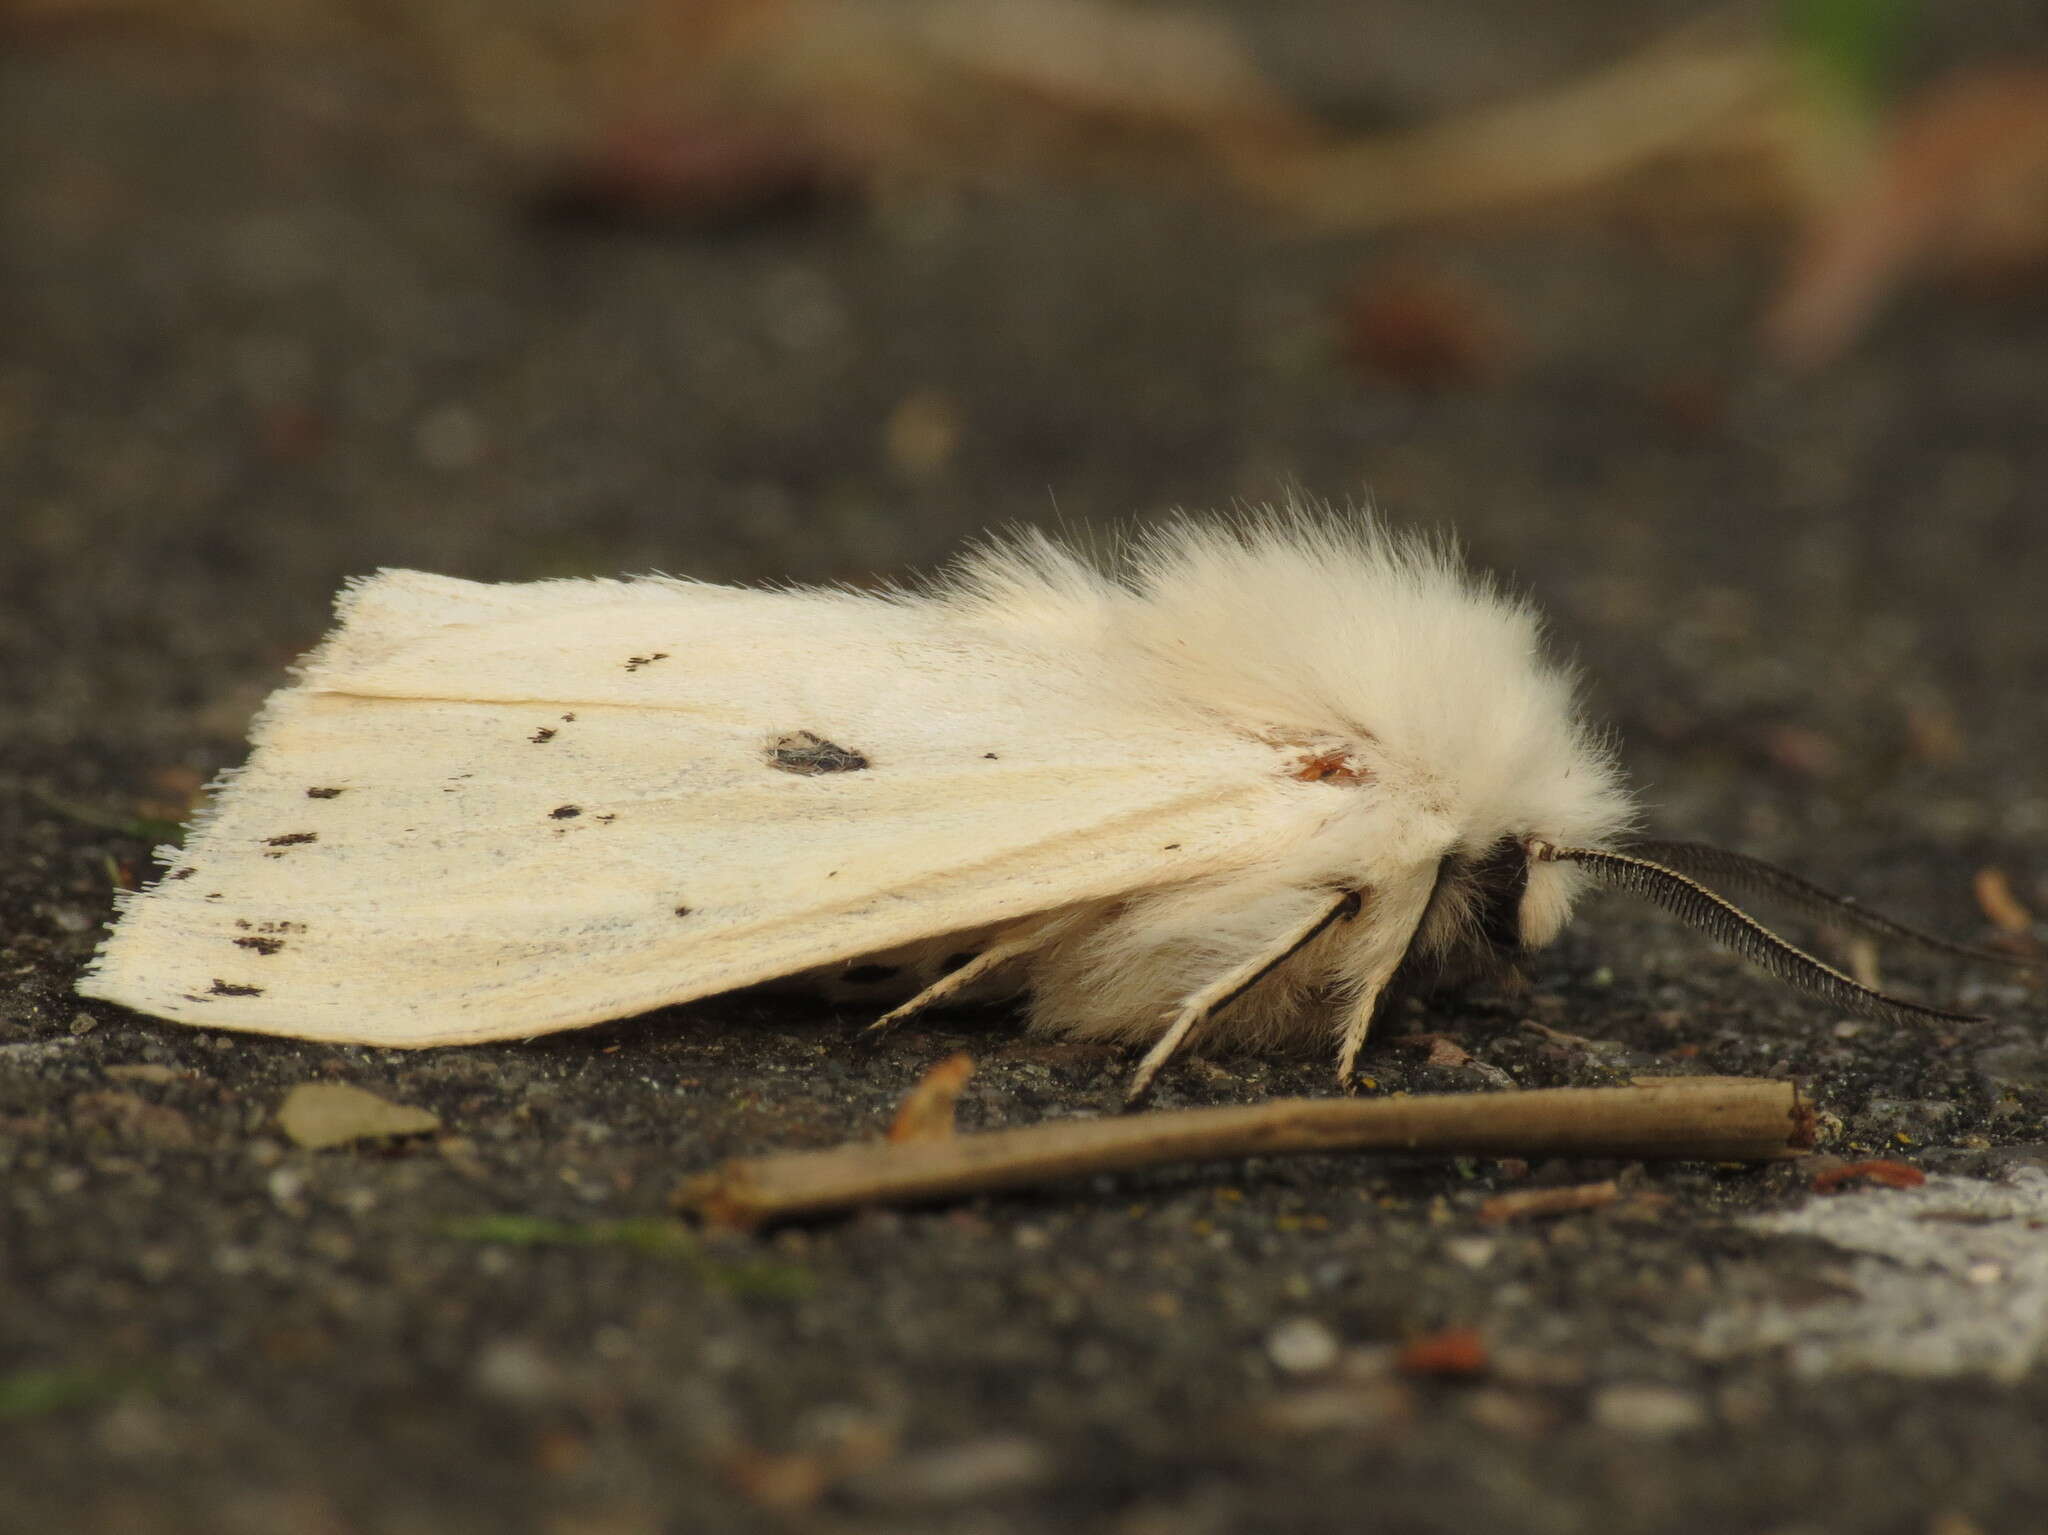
[673,904,692,918]
[209,980,263,997]
[262,832,318,858]
[234,936,284,955]
[550,805,582,820]
[305,787,345,799]
[624,652,670,672]
[169,868,196,880]
[767,730,869,775]
[530,727,556,744]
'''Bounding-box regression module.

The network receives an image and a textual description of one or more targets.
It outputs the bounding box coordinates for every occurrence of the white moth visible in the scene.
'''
[79,513,2020,1101]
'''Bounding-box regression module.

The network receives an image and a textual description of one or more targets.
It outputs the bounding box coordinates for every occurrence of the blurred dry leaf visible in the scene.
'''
[1974,867,2035,936]
[1338,265,1511,392]
[1252,27,1803,231]
[17,0,2042,360]
[886,1050,973,1143]
[565,0,1322,217]
[1766,68,2048,367]
[11,0,1319,217]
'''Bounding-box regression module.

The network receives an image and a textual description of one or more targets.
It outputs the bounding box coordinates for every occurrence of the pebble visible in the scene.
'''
[1444,1236,1498,1270]
[471,1339,564,1406]
[1266,1317,1341,1375]
[1590,1384,1709,1437]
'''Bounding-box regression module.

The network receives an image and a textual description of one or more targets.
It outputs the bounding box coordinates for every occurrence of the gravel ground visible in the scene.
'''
[4,17,2048,1534]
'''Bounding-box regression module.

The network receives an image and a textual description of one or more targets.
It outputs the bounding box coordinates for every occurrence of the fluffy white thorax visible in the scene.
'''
[936,510,1632,864]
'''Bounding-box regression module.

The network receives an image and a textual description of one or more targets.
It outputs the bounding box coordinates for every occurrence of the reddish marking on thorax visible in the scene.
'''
[1292,749,1373,785]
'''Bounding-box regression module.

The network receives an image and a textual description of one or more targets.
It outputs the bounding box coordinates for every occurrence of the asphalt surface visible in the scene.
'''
[4,19,2048,1535]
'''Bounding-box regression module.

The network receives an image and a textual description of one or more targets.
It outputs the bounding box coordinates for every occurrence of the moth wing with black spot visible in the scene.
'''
[80,569,1306,1045]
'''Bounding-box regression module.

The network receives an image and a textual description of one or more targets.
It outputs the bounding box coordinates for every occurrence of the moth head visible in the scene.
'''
[1404,833,1564,987]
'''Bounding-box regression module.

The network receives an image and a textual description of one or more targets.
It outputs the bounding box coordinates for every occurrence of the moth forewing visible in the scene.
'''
[79,565,1334,1047]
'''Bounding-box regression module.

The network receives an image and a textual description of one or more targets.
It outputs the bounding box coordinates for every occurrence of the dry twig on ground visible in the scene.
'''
[677,1077,1809,1228]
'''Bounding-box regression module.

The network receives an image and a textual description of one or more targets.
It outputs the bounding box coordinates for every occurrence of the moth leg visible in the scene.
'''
[1327,884,1441,1088]
[1125,892,1363,1107]
[1333,980,1393,1089]
[863,919,1060,1036]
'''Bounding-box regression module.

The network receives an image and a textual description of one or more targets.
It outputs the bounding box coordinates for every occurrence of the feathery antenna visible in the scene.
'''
[1529,841,1989,1026]
[1619,839,2035,970]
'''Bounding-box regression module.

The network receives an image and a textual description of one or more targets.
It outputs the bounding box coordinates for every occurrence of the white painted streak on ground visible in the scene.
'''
[1696,1168,2048,1382]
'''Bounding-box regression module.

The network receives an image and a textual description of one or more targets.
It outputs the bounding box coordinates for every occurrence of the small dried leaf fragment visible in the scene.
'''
[1974,868,2035,936]
[887,1052,975,1143]
[1338,266,1511,393]
[1395,1328,1489,1378]
[1392,1033,1473,1068]
[278,1082,440,1150]
[1810,1158,1926,1193]
[1477,1180,1619,1224]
